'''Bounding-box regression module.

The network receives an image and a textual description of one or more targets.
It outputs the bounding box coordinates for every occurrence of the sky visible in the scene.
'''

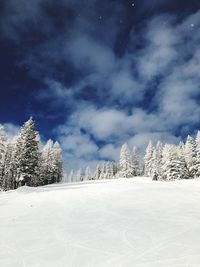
[0,0,200,171]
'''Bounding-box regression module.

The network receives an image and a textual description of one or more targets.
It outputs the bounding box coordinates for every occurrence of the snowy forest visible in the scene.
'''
[65,132,200,182]
[0,118,63,191]
[1,117,200,191]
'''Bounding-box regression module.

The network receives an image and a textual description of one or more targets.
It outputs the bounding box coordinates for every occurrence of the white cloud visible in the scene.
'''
[99,144,120,161]
[128,132,181,155]
[77,107,128,140]
[66,34,116,75]
[45,9,200,171]
[136,16,178,80]
[3,123,20,140]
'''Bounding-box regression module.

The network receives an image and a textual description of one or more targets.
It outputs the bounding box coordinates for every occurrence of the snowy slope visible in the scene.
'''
[1,178,200,267]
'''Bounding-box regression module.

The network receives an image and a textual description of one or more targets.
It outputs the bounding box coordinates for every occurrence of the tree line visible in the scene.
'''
[65,131,200,182]
[0,118,63,191]
[63,162,118,182]
[2,117,199,190]
[118,132,200,180]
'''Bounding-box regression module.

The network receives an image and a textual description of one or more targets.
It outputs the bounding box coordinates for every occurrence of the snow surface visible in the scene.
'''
[1,178,200,267]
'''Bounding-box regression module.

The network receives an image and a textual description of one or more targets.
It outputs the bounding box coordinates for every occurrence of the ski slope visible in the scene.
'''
[1,178,200,267]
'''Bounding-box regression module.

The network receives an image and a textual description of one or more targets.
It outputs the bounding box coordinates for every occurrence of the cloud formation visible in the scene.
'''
[3,123,20,140]
[57,10,200,170]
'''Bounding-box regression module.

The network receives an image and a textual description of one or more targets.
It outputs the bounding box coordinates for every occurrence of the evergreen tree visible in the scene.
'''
[112,162,118,177]
[104,162,112,179]
[144,141,154,177]
[119,143,133,178]
[40,140,63,185]
[177,142,189,179]
[99,162,106,179]
[1,142,17,190]
[75,168,82,182]
[93,162,118,180]
[131,146,140,176]
[94,164,101,180]
[151,147,157,178]
[62,172,68,183]
[162,144,188,181]
[107,162,117,178]
[151,141,163,180]
[0,126,8,188]
[195,131,200,177]
[84,166,92,181]
[40,139,54,185]
[184,135,197,178]
[68,170,74,182]
[52,142,63,183]
[15,117,40,187]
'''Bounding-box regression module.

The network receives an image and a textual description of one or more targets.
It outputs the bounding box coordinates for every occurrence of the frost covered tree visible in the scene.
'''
[131,146,140,176]
[152,141,163,179]
[177,142,189,179]
[94,164,101,180]
[184,135,197,178]
[40,139,54,185]
[162,144,188,181]
[15,117,40,187]
[68,170,74,183]
[162,145,174,181]
[195,131,200,177]
[103,162,113,179]
[40,140,63,185]
[73,169,82,182]
[0,126,8,188]
[151,147,158,179]
[52,142,63,183]
[84,166,92,181]
[144,141,154,177]
[119,143,133,178]
[99,162,106,179]
[74,168,82,182]
[62,172,68,183]
[94,162,118,180]
[1,141,17,190]
[107,162,118,178]
[112,162,118,177]
[0,118,63,190]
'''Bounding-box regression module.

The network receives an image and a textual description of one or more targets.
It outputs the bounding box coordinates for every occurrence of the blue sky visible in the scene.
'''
[0,0,200,171]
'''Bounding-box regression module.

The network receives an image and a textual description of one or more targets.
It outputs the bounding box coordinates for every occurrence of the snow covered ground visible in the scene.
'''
[1,178,200,267]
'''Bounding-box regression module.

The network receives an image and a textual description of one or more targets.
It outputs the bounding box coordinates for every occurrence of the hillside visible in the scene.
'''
[1,178,200,267]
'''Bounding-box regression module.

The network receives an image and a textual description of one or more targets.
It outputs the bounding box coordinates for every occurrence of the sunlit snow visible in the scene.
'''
[1,178,200,267]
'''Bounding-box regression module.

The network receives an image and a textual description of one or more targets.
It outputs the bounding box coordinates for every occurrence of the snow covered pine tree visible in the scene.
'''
[15,117,40,187]
[196,131,200,177]
[144,141,154,177]
[119,143,133,178]
[184,135,197,178]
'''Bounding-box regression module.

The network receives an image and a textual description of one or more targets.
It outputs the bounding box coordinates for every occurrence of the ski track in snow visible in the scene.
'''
[105,226,198,267]
[1,178,200,266]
